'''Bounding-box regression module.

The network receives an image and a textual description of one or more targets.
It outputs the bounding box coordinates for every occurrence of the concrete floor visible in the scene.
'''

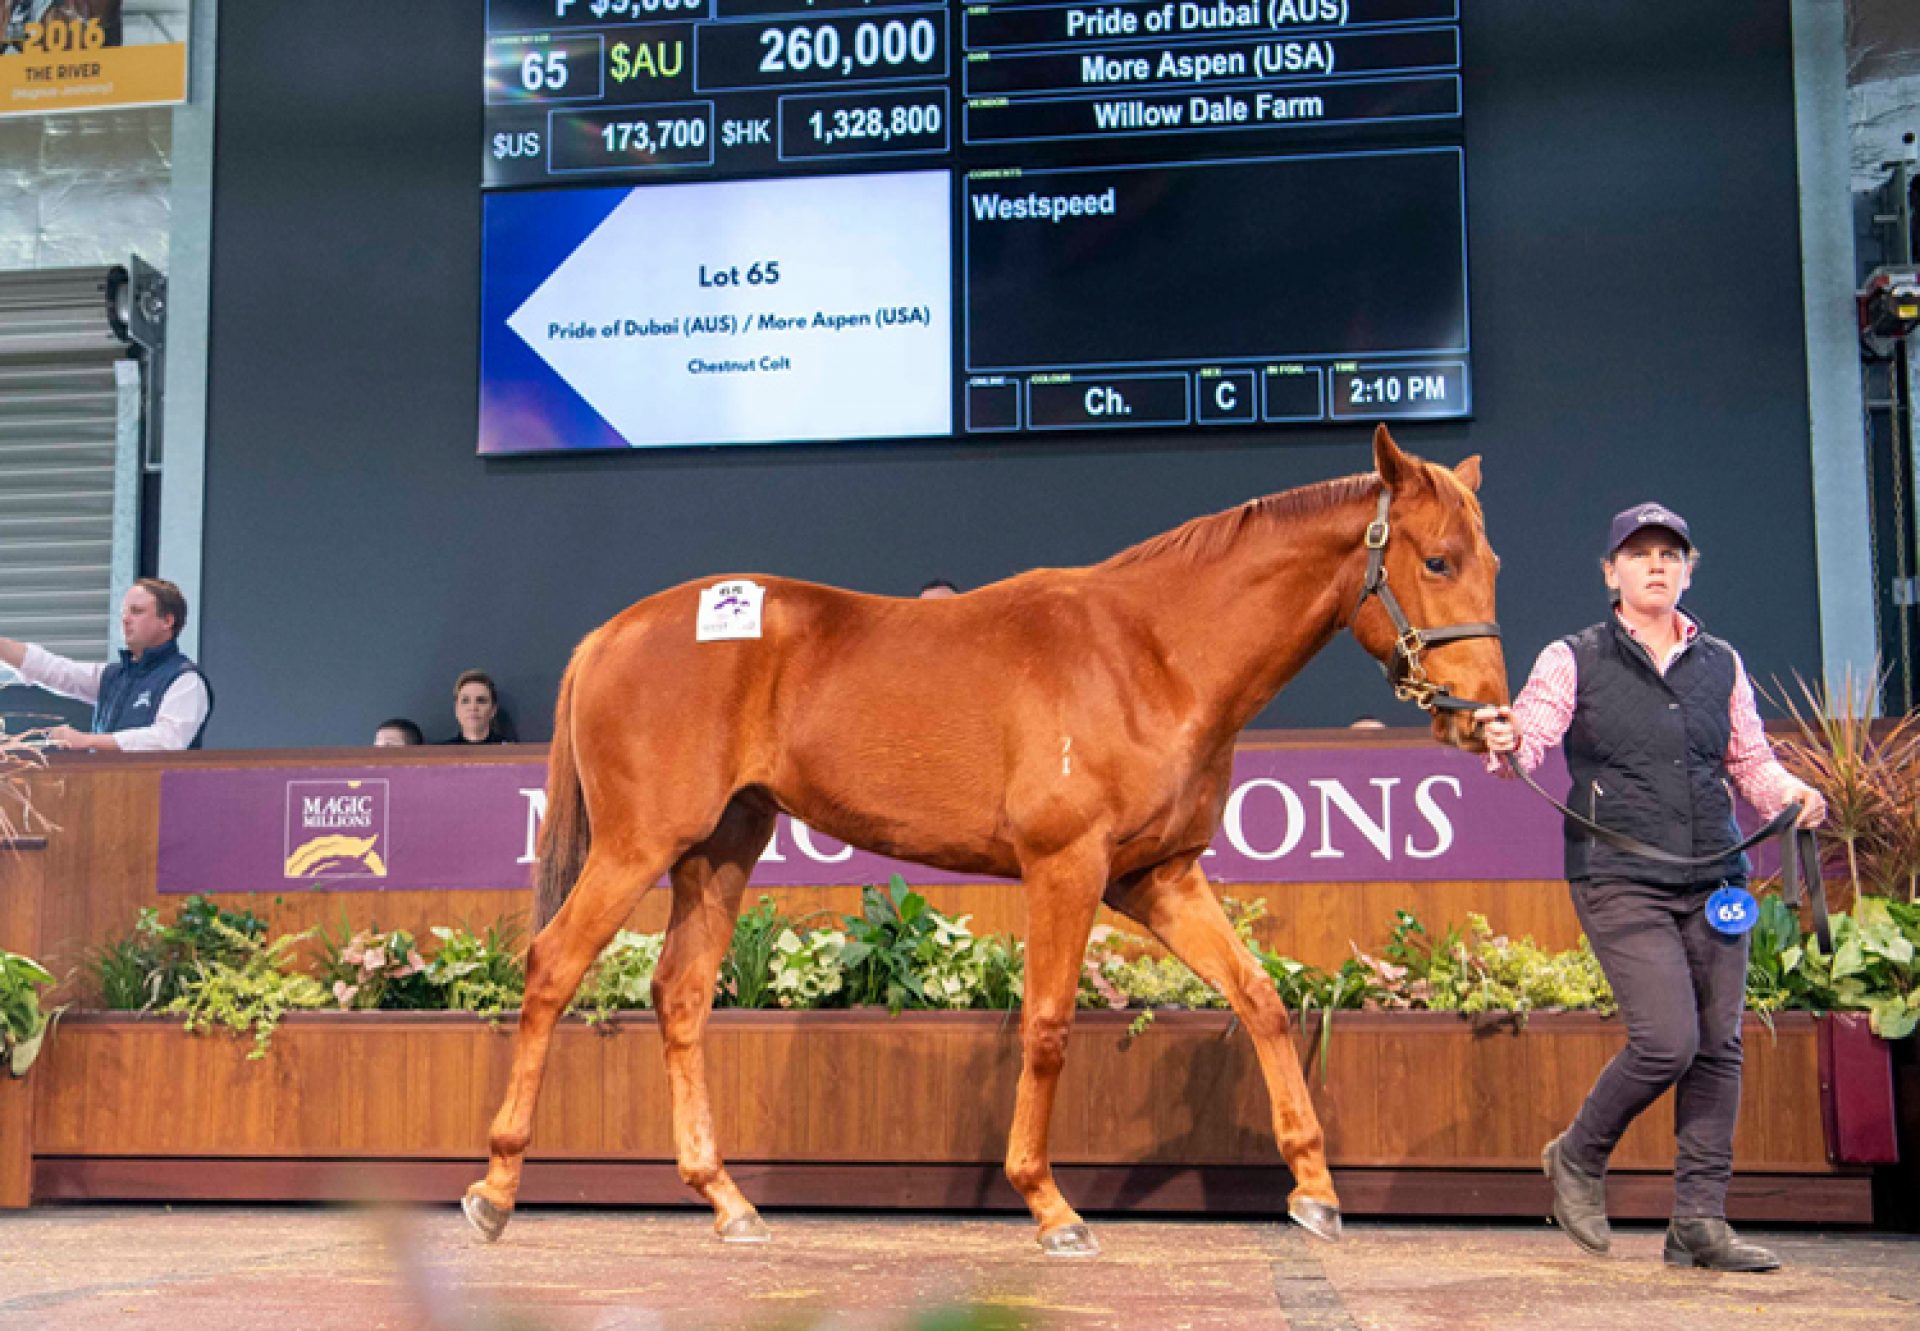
[0,1208,1915,1331]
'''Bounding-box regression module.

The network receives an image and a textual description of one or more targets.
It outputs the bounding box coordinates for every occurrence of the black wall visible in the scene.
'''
[199,2,1815,746]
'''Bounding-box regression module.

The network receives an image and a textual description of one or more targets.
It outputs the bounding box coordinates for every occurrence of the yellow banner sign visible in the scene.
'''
[1,2,188,116]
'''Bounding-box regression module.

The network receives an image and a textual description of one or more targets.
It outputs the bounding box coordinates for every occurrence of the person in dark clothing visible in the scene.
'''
[375,718,425,746]
[440,669,511,745]
[1476,503,1825,1272]
[0,577,212,750]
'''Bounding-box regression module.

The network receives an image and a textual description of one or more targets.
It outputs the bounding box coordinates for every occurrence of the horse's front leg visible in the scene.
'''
[1006,838,1109,1257]
[1106,858,1342,1239]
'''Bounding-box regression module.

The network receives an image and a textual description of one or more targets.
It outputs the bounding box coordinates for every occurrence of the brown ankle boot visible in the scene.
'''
[1663,1218,1781,1272]
[1541,1133,1610,1255]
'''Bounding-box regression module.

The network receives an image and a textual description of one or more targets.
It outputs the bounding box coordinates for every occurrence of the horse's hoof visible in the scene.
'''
[1288,1198,1343,1242]
[1038,1222,1101,1258]
[462,1188,512,1243]
[718,1212,772,1244]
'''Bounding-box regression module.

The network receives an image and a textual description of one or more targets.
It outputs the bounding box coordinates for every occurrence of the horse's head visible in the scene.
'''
[1349,424,1508,750]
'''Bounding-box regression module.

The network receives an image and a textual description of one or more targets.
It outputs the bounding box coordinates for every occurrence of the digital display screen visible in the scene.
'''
[481,0,1470,453]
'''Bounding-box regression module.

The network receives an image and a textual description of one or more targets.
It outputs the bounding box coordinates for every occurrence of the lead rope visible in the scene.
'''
[1493,739,1820,946]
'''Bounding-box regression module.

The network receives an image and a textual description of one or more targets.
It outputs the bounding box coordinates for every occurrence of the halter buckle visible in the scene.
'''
[1363,520,1390,550]
[1393,675,1454,711]
[1393,676,1435,707]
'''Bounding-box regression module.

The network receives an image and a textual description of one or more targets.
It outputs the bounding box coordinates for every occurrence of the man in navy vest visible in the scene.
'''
[1477,505,1825,1272]
[0,578,212,750]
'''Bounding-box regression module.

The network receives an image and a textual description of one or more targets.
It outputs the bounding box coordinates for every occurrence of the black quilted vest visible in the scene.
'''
[1561,617,1745,887]
[94,638,212,749]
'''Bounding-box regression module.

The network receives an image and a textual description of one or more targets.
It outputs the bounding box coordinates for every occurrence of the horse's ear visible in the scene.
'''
[1373,424,1415,490]
[1453,454,1483,493]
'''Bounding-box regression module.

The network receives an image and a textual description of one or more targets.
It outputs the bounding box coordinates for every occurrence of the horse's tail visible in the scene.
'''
[532,650,591,931]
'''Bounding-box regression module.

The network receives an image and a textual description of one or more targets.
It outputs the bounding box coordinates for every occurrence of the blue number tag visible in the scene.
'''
[1706,885,1758,936]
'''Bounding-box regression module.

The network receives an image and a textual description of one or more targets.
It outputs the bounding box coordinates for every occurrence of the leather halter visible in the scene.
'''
[1353,489,1502,715]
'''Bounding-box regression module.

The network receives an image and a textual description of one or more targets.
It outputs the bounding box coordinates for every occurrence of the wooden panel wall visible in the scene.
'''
[32,1011,1834,1175]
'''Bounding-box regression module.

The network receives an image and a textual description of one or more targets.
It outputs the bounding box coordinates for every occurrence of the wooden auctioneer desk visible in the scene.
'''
[0,735,1869,1221]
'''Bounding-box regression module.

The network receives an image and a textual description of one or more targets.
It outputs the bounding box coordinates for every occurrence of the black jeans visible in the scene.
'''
[1562,877,1751,1218]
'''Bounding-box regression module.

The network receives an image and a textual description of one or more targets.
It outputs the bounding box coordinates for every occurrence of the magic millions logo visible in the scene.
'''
[284,779,389,880]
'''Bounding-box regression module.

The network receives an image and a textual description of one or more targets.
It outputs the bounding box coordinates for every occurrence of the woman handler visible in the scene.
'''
[1477,502,1826,1272]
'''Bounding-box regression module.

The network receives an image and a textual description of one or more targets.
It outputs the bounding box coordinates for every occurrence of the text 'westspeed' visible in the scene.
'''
[970,188,1119,223]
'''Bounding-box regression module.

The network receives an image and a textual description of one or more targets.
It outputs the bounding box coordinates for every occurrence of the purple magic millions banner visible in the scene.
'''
[156,749,1581,895]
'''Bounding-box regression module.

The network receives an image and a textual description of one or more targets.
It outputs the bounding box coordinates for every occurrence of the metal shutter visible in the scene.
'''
[0,267,137,667]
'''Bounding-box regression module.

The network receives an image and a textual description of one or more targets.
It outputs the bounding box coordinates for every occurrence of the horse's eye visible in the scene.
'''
[1424,557,1451,576]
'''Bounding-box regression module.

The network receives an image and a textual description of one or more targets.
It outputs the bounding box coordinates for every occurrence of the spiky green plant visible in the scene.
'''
[1770,665,1920,905]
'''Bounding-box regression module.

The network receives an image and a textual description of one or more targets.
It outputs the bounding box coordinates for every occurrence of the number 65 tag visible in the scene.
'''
[1705,885,1758,937]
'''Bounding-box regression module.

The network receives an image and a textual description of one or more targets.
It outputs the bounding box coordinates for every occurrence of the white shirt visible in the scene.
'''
[18,643,210,751]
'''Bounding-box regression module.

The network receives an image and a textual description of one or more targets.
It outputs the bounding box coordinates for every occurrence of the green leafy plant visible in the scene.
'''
[89,895,271,1011]
[840,876,938,1012]
[77,884,1920,1054]
[425,919,527,1017]
[317,923,435,1010]
[1079,923,1225,1012]
[1746,893,1823,1020]
[164,921,328,1059]
[821,877,1023,1013]
[90,927,165,1011]
[1257,951,1337,1011]
[573,930,665,1025]
[167,894,271,956]
[1384,913,1614,1019]
[1752,895,1920,1039]
[718,896,788,1009]
[1258,952,1379,1080]
[1076,895,1370,1073]
[917,911,1020,1010]
[0,949,58,1076]
[1374,908,1454,996]
[769,926,849,1009]
[1847,897,1920,1039]
[968,933,1024,1011]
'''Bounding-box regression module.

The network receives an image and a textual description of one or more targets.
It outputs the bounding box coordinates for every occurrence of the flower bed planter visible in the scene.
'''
[18,1007,1869,1222]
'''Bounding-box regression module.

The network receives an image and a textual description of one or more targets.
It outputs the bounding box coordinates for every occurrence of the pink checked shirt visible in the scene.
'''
[1489,611,1801,820]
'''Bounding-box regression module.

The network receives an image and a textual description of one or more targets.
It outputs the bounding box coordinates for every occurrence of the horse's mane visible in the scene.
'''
[1104,471,1383,572]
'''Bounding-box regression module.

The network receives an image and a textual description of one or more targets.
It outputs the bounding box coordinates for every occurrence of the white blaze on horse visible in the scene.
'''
[465,425,1508,1255]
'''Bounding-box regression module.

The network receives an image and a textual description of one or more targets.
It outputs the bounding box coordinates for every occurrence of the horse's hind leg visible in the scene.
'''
[464,843,671,1240]
[1005,839,1109,1257]
[654,794,776,1242]
[1106,858,1343,1240]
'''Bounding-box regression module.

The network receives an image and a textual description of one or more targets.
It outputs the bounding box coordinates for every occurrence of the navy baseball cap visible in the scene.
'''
[1606,502,1691,555]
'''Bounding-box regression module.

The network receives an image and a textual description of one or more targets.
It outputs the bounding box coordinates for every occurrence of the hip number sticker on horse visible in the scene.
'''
[697,581,766,641]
